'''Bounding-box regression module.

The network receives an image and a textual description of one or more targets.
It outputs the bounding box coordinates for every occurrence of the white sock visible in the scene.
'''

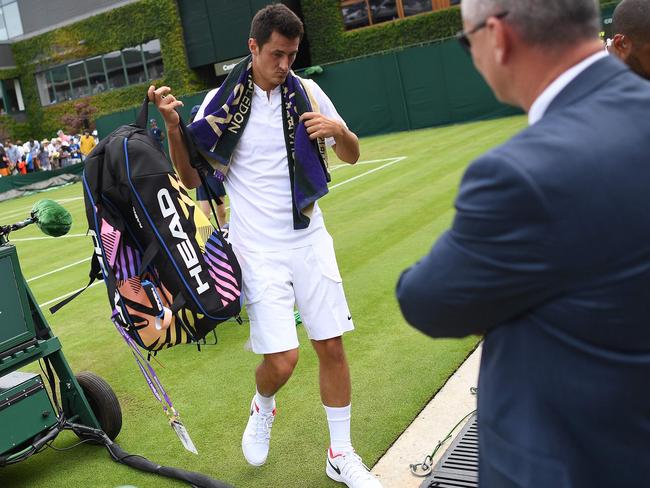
[255,388,275,413]
[324,404,353,453]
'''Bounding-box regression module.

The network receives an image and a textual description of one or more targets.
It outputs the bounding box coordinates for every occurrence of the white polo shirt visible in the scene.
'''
[196,78,345,252]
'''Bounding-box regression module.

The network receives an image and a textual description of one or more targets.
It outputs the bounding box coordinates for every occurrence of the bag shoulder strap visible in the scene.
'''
[176,111,225,233]
[296,75,321,114]
[49,253,102,314]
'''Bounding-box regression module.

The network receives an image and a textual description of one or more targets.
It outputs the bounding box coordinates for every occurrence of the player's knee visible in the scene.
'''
[267,349,299,380]
[315,336,346,364]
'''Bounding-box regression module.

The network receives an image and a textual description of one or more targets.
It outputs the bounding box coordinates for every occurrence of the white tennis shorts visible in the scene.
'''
[233,236,354,354]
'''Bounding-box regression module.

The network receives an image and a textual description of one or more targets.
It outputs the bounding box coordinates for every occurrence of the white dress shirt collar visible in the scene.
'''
[528,51,608,125]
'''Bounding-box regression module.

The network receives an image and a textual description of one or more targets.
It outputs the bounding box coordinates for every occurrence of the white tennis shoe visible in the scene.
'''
[242,397,276,466]
[326,448,383,487]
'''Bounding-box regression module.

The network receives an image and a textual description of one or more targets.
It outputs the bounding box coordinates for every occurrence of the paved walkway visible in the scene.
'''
[372,344,482,488]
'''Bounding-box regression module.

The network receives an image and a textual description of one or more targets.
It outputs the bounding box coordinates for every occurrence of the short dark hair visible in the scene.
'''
[250,3,303,48]
[613,0,650,44]
[463,0,600,47]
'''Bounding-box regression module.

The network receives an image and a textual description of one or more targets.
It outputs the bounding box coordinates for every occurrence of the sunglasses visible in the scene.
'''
[456,11,509,54]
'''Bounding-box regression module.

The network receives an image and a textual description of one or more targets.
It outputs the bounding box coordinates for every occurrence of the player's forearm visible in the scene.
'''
[333,127,360,164]
[167,125,201,189]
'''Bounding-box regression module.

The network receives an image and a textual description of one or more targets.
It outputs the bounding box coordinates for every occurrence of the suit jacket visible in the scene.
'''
[396,56,650,488]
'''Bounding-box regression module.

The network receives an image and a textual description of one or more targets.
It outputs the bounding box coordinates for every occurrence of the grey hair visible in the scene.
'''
[613,0,650,43]
[461,0,601,46]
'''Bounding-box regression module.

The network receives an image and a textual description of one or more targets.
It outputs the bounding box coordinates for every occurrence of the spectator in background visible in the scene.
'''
[59,141,70,167]
[148,119,164,150]
[16,157,27,175]
[80,129,96,161]
[91,129,99,145]
[39,139,51,171]
[609,0,650,80]
[0,143,8,176]
[92,80,105,94]
[29,139,40,171]
[14,140,25,170]
[56,129,70,144]
[25,145,35,173]
[49,139,61,170]
[69,136,82,164]
[5,139,21,172]
[18,140,32,173]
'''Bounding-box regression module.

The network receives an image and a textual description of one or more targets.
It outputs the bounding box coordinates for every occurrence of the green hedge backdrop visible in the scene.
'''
[303,0,622,64]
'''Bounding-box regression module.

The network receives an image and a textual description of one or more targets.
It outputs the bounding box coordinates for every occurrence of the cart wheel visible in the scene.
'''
[75,372,122,440]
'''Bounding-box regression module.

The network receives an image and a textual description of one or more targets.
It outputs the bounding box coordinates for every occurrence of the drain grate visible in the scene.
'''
[420,413,478,488]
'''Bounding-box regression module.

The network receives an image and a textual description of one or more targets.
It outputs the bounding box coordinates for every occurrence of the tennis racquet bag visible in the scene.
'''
[76,96,242,351]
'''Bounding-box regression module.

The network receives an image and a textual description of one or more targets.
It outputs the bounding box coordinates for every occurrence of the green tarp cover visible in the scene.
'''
[0,163,84,195]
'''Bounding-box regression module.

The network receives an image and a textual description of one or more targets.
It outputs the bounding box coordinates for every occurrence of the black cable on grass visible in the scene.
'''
[45,438,97,452]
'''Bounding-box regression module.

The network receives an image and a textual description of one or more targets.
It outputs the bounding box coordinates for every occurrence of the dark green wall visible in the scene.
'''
[309,39,519,138]
[178,0,304,69]
[97,39,516,142]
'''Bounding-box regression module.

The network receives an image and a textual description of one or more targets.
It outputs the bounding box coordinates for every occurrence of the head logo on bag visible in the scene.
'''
[157,187,210,295]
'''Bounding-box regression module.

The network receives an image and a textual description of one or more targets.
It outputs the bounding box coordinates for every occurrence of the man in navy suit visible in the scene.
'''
[396,0,650,487]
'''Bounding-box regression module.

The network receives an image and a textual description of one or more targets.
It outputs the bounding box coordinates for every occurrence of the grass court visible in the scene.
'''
[0,115,527,488]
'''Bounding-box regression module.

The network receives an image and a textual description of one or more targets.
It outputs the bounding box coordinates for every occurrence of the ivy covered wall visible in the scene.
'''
[6,0,205,140]
[303,0,622,65]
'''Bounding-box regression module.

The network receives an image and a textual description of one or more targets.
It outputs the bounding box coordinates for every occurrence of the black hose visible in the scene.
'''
[66,422,234,488]
[0,421,63,466]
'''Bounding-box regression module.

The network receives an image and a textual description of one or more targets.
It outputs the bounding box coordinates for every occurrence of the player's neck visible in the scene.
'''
[252,69,279,99]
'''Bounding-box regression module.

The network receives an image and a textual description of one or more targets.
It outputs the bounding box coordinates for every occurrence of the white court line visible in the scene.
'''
[36,156,408,309]
[329,157,405,172]
[56,197,84,203]
[0,196,83,221]
[27,257,91,283]
[39,281,103,308]
[10,233,88,242]
[329,157,407,190]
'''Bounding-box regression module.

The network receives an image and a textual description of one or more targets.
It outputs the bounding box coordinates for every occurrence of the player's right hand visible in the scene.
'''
[148,85,184,129]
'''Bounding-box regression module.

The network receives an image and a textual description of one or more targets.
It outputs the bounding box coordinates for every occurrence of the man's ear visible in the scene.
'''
[612,33,631,60]
[490,17,511,65]
[248,38,258,56]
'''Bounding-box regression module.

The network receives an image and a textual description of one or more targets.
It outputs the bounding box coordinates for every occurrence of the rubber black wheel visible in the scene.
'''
[75,371,122,440]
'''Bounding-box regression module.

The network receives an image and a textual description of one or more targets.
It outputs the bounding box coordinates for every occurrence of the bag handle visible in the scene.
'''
[139,91,206,171]
[135,95,150,130]
[176,108,212,172]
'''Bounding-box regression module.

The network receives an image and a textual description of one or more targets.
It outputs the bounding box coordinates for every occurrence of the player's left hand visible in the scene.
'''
[299,112,344,140]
